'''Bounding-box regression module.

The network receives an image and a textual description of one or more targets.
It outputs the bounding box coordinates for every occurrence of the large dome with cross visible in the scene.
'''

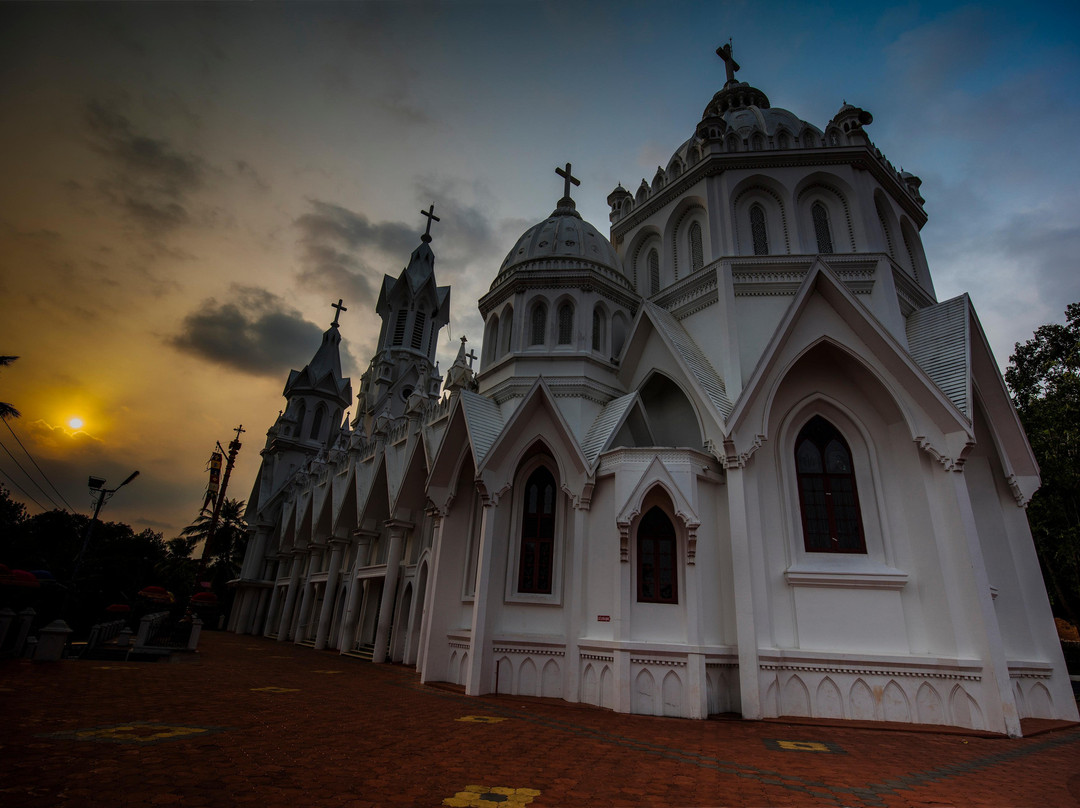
[494,163,622,285]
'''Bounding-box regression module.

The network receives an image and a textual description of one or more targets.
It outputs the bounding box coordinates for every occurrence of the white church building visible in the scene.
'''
[229,49,1077,736]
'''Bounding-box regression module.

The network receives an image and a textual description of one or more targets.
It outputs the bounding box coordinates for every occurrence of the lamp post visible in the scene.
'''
[71,470,139,590]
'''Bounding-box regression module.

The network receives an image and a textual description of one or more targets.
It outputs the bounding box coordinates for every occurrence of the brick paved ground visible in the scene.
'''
[1,631,1078,807]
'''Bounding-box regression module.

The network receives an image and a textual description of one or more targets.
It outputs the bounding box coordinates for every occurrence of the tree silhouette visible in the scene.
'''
[0,356,20,420]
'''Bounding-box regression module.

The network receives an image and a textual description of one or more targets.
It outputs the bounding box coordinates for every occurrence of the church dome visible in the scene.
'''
[497,197,621,280]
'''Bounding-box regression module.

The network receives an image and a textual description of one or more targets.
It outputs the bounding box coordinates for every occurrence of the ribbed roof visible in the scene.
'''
[459,389,503,465]
[647,303,733,419]
[581,392,637,466]
[906,295,971,419]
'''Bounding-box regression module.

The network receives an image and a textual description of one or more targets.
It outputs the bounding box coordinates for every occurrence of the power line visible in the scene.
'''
[0,463,50,512]
[2,418,77,511]
[0,436,65,511]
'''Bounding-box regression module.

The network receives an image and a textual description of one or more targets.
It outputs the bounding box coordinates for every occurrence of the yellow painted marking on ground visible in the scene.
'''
[250,686,299,693]
[455,715,507,723]
[444,785,540,807]
[312,669,343,674]
[776,740,832,752]
[73,725,209,742]
[92,666,139,670]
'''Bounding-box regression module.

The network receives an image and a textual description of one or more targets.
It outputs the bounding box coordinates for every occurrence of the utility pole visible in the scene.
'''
[196,425,244,579]
[70,470,139,603]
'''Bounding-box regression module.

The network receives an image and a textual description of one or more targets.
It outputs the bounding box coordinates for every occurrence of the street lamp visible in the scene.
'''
[71,470,140,588]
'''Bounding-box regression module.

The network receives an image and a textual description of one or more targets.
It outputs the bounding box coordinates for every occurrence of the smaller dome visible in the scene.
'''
[497,198,621,279]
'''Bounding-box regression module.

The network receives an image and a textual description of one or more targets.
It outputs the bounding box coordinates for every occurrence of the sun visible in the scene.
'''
[68,417,84,430]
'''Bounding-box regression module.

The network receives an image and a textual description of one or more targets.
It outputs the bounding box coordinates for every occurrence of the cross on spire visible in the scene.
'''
[459,335,477,369]
[331,298,348,326]
[233,424,246,441]
[556,162,580,201]
[420,203,440,243]
[717,38,740,85]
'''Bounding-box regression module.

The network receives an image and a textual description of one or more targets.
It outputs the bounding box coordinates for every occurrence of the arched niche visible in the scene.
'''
[639,372,703,448]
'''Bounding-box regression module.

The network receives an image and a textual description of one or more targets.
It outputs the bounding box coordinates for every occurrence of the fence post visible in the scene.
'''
[187,617,203,651]
[13,608,36,657]
[34,620,73,662]
[135,614,154,647]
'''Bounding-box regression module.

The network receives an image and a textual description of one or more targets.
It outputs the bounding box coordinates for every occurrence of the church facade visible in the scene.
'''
[229,53,1077,736]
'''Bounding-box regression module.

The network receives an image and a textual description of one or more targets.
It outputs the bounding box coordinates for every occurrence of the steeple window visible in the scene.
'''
[750,204,769,255]
[648,249,660,295]
[411,310,426,350]
[392,310,408,347]
[310,404,325,440]
[557,303,574,345]
[592,306,606,352]
[530,302,547,346]
[812,202,834,254]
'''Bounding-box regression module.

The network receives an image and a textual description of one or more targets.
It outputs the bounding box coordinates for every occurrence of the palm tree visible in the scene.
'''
[179,498,248,581]
[0,356,19,420]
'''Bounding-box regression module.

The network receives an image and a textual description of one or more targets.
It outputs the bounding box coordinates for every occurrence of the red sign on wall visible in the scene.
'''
[597,615,611,622]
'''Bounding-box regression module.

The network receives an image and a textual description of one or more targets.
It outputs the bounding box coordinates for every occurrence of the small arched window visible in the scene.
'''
[310,405,325,440]
[592,306,606,352]
[485,315,500,362]
[502,307,514,354]
[689,221,704,271]
[557,302,574,345]
[750,204,769,255]
[637,506,678,603]
[875,197,895,258]
[902,227,919,280]
[295,401,307,438]
[530,302,547,346]
[812,202,834,254]
[518,466,556,594]
[648,249,660,295]
[794,416,866,553]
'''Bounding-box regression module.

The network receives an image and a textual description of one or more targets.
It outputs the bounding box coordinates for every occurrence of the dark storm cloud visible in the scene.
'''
[83,99,207,234]
[170,286,355,378]
[294,200,418,307]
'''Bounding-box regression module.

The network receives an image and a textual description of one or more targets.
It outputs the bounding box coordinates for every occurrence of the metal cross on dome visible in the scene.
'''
[717,39,740,85]
[556,162,580,201]
[331,298,347,326]
[420,203,440,242]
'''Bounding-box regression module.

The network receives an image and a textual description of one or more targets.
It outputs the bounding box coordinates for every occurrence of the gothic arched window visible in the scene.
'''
[392,309,408,346]
[310,404,325,440]
[750,204,769,255]
[557,302,574,345]
[794,416,866,553]
[530,302,547,346]
[689,221,704,271]
[875,196,895,258]
[648,249,660,295]
[591,306,606,352]
[637,506,678,603]
[502,306,514,354]
[518,466,556,594]
[812,202,834,254]
[294,401,306,438]
[411,309,426,350]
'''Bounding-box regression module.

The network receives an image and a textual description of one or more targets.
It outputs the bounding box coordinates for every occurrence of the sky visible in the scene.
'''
[1,0,1079,537]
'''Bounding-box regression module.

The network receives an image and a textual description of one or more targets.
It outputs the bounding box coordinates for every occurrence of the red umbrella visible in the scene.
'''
[190,592,218,604]
[105,603,131,613]
[1,569,41,589]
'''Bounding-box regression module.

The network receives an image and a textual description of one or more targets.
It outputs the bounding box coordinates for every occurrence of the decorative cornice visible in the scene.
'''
[722,435,765,469]
[915,436,973,472]
[1006,474,1032,508]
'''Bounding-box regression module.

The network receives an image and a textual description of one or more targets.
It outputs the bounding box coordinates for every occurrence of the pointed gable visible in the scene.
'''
[458,389,504,467]
[581,392,638,466]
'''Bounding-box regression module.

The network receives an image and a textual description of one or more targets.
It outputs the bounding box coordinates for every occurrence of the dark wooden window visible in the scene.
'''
[530,303,547,346]
[518,466,556,594]
[812,202,834,254]
[310,405,324,440]
[411,309,426,350]
[637,506,678,603]
[689,221,704,271]
[557,303,574,345]
[648,249,660,295]
[392,309,407,346]
[795,416,866,553]
[591,306,605,351]
[750,204,769,255]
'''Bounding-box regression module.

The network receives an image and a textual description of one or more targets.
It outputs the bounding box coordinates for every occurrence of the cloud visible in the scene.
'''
[170,286,355,377]
[83,98,207,234]
[294,200,418,307]
[23,419,105,457]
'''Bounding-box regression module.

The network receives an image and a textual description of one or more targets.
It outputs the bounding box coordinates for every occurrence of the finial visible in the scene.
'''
[420,203,440,243]
[556,162,581,202]
[716,38,740,86]
[331,298,348,326]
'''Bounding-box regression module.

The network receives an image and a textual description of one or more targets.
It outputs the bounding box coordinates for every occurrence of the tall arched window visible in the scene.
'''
[637,506,677,603]
[875,196,895,258]
[750,204,769,255]
[689,221,704,271]
[648,249,660,295]
[518,466,556,594]
[794,416,866,553]
[902,227,919,280]
[392,309,408,346]
[502,306,514,354]
[812,202,834,254]
[557,302,574,345]
[591,306,605,352]
[411,309,426,350]
[310,404,325,440]
[294,401,306,438]
[530,302,547,346]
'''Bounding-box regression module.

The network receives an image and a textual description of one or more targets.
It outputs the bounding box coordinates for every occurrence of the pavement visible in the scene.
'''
[1,631,1079,808]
